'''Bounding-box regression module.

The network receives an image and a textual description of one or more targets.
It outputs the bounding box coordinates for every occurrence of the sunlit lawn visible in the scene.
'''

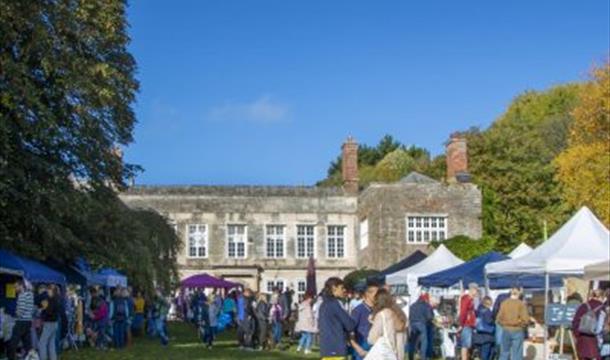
[62,321,319,360]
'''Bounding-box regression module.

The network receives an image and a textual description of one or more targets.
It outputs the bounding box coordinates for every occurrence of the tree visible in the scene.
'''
[343,268,381,291]
[318,135,436,187]
[0,0,178,293]
[555,63,610,225]
[430,235,496,261]
[466,84,582,252]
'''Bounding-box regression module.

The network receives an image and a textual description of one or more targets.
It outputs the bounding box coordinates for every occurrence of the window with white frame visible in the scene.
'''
[265,279,285,293]
[296,279,307,302]
[359,219,369,250]
[227,224,247,258]
[327,225,346,258]
[406,215,447,244]
[296,225,315,259]
[187,224,208,258]
[265,225,285,258]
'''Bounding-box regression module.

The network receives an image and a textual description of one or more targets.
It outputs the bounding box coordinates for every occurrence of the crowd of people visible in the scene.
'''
[313,278,610,360]
[177,278,610,360]
[2,276,609,360]
[177,286,298,351]
[0,280,170,360]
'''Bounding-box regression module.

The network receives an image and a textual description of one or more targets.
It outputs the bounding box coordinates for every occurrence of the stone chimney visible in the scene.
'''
[342,136,359,194]
[446,133,469,183]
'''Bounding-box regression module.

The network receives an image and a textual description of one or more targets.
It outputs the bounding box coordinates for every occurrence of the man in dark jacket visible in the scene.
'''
[318,277,356,359]
[409,293,434,360]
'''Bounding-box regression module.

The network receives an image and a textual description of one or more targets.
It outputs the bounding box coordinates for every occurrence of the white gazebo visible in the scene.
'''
[386,244,463,303]
[584,259,610,281]
[508,242,533,259]
[485,206,610,359]
[486,207,609,276]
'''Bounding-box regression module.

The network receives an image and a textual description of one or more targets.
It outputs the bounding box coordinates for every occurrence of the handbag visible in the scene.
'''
[364,312,398,360]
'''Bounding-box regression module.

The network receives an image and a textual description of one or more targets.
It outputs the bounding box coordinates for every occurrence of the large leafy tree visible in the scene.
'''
[554,63,610,225]
[0,0,178,292]
[466,84,582,251]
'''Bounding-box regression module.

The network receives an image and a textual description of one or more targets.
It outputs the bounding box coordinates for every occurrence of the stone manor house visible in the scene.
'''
[119,134,481,298]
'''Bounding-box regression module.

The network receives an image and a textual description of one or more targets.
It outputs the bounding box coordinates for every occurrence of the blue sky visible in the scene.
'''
[125,1,609,186]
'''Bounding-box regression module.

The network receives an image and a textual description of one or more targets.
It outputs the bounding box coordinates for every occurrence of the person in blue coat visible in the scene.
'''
[318,277,356,359]
[408,293,434,360]
[474,296,496,360]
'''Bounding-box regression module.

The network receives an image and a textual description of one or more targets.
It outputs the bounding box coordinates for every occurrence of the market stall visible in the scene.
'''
[181,273,239,289]
[0,249,66,285]
[385,244,463,302]
[96,267,128,288]
[583,259,610,281]
[509,242,533,259]
[485,206,610,359]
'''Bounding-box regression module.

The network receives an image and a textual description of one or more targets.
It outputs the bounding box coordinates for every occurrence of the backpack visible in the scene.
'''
[578,303,602,335]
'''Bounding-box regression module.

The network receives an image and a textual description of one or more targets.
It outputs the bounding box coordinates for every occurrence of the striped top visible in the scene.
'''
[16,290,34,321]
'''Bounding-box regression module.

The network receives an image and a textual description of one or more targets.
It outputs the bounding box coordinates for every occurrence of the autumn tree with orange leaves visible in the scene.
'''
[555,63,610,226]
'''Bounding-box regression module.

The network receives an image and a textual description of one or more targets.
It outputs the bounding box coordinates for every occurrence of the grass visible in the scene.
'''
[62,321,319,360]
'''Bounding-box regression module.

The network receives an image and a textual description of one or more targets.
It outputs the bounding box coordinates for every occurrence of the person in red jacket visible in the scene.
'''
[459,283,479,360]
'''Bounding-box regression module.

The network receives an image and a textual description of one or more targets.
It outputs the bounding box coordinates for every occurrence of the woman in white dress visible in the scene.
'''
[367,288,408,360]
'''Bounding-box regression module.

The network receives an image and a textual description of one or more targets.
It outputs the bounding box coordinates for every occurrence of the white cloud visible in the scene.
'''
[207,95,289,124]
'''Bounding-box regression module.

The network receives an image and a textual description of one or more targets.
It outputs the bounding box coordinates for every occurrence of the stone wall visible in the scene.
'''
[357,181,482,270]
[120,186,359,291]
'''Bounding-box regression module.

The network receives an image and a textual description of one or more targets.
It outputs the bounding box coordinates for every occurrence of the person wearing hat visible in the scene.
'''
[8,280,34,360]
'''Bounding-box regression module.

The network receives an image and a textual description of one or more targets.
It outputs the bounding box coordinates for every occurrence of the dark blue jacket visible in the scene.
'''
[409,299,433,325]
[492,292,510,320]
[318,295,356,357]
[475,304,495,334]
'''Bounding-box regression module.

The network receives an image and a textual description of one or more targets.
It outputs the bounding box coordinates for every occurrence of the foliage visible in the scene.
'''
[317,134,440,187]
[0,0,178,293]
[343,268,381,291]
[555,63,610,226]
[466,84,582,252]
[430,235,496,261]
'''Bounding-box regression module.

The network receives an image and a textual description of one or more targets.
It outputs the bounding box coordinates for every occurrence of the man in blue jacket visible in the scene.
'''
[350,283,379,360]
[318,277,356,359]
[409,293,434,360]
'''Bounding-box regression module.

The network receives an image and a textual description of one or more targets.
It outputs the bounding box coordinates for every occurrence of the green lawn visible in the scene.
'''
[62,321,319,360]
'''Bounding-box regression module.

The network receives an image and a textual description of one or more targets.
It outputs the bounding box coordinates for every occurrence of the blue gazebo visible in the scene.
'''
[0,250,66,285]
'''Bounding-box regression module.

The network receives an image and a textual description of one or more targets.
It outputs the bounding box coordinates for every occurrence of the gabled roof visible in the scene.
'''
[508,242,533,259]
[486,206,610,275]
[379,250,428,276]
[385,244,463,285]
[399,171,439,184]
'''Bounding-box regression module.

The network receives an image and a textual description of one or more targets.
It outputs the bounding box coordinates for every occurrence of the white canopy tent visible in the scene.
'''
[508,242,533,259]
[584,259,610,281]
[486,207,609,275]
[485,206,610,359]
[386,244,463,303]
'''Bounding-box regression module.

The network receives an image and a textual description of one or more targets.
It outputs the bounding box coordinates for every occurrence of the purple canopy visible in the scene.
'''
[181,273,239,289]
